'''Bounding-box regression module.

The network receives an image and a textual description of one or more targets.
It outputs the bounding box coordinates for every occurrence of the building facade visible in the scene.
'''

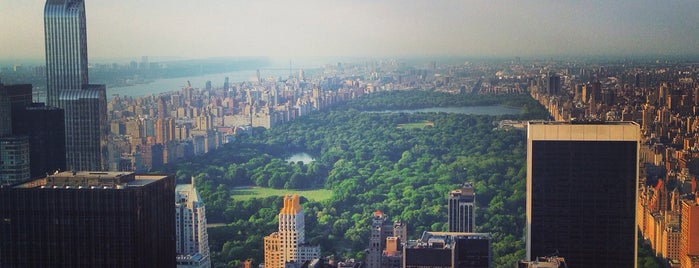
[402,231,491,268]
[264,194,320,268]
[448,182,476,233]
[526,122,639,267]
[0,136,30,185]
[44,0,107,171]
[0,171,176,267]
[680,197,699,268]
[176,180,211,268]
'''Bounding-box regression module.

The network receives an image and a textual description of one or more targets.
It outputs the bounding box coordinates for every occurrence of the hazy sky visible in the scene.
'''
[2,0,699,62]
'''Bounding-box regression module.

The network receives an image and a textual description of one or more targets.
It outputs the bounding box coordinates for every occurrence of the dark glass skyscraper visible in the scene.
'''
[0,171,176,267]
[526,122,639,267]
[44,0,107,171]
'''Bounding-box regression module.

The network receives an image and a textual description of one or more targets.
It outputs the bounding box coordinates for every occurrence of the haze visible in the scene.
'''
[2,0,699,62]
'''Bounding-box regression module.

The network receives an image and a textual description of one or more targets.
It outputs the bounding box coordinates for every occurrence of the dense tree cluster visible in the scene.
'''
[165,91,549,266]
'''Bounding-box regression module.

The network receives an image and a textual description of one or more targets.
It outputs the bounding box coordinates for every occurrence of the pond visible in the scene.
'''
[286,152,315,164]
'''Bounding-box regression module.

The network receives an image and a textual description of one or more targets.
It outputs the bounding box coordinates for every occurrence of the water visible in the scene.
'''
[106,69,291,97]
[370,105,522,115]
[286,152,315,164]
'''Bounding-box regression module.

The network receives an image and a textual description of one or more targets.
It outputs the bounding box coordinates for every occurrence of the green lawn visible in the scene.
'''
[397,121,434,129]
[231,186,333,201]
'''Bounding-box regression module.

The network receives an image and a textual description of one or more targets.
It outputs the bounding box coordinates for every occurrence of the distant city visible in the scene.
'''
[2,0,699,268]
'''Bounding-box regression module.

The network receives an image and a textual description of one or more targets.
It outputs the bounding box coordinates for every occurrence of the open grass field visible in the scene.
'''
[231,186,333,201]
[397,121,435,129]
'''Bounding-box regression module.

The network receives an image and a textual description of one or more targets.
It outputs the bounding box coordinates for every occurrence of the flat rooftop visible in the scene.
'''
[12,171,169,189]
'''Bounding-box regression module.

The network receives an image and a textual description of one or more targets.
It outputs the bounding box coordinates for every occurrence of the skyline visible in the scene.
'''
[2,0,699,63]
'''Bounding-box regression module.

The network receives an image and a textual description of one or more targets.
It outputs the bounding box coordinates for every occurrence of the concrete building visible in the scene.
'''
[526,121,639,267]
[264,194,320,268]
[0,171,176,267]
[176,179,211,268]
[448,182,476,233]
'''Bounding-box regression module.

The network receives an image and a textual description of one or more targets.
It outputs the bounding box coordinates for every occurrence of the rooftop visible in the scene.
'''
[12,171,167,189]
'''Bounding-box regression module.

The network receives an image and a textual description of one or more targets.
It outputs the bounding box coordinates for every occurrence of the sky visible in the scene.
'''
[1,0,699,63]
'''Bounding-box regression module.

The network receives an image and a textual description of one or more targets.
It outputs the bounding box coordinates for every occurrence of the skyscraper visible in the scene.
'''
[264,194,320,268]
[0,171,176,267]
[448,182,476,233]
[44,0,107,171]
[176,179,211,268]
[526,121,639,267]
[44,0,89,108]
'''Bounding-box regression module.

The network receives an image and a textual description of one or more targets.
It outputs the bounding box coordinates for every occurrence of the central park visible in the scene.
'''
[162,90,551,266]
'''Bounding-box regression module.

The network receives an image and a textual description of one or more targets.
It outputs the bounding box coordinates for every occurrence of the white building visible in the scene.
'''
[176,179,211,268]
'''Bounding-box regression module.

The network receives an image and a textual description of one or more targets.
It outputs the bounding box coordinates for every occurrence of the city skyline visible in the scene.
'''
[2,0,699,62]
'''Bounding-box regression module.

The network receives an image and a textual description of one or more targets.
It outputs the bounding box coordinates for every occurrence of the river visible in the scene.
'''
[106,69,291,97]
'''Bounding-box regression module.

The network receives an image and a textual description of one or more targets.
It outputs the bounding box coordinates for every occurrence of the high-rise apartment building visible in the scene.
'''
[176,180,211,268]
[680,197,699,268]
[448,182,476,233]
[264,194,320,268]
[0,171,176,267]
[526,121,639,267]
[44,0,107,171]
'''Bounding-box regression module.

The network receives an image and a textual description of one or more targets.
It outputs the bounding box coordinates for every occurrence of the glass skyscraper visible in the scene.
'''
[44,0,107,171]
[526,121,639,267]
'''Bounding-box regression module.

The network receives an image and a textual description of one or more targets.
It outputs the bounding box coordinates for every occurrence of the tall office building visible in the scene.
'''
[44,0,107,171]
[44,0,88,108]
[0,171,176,267]
[264,194,320,268]
[176,180,211,268]
[0,136,30,185]
[526,121,639,267]
[448,182,476,233]
[403,231,491,268]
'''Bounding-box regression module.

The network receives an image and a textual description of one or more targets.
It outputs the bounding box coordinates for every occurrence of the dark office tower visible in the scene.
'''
[61,86,107,171]
[45,0,107,171]
[0,171,176,267]
[403,232,491,268]
[0,86,10,136]
[547,73,561,95]
[12,103,66,178]
[44,0,89,108]
[0,136,30,185]
[449,182,476,233]
[526,122,639,267]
